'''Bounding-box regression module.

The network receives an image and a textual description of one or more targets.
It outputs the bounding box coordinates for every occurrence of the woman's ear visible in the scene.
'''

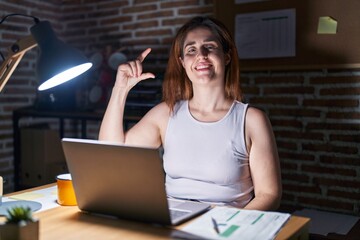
[225,53,231,65]
[179,56,185,68]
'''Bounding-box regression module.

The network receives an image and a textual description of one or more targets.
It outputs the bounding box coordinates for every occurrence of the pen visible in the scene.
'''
[211,217,220,234]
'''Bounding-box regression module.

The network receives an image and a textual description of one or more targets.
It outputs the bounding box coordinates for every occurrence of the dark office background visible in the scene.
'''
[0,0,359,216]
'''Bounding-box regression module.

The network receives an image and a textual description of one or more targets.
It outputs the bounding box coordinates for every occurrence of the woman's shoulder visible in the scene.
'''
[145,101,171,119]
[246,106,269,123]
[245,106,273,137]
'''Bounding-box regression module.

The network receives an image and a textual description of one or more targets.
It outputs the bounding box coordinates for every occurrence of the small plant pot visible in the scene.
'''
[0,219,39,240]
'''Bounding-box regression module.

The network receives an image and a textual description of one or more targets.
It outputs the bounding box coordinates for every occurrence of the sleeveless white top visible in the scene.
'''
[163,100,254,208]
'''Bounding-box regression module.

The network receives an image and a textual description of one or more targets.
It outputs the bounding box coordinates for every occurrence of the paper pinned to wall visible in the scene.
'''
[317,16,338,34]
[235,8,296,59]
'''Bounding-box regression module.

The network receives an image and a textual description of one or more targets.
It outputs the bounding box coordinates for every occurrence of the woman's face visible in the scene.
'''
[180,27,230,86]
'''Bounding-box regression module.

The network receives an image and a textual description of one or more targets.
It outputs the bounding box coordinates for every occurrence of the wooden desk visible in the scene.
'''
[5,185,310,240]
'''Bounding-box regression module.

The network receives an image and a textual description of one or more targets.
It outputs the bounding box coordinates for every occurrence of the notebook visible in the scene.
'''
[61,138,211,225]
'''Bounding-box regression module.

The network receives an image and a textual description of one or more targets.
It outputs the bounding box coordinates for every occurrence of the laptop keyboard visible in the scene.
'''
[170,209,190,220]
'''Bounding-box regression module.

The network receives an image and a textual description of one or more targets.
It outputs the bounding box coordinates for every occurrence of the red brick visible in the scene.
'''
[283,183,322,194]
[327,189,360,201]
[161,36,175,45]
[88,10,119,19]
[303,99,358,107]
[302,143,358,154]
[123,4,157,14]
[279,161,297,170]
[0,3,28,14]
[66,20,98,29]
[270,108,322,118]
[136,29,172,37]
[275,130,324,141]
[327,111,360,119]
[162,17,190,26]
[310,76,360,84]
[330,133,360,143]
[250,97,298,105]
[97,1,128,9]
[306,122,360,131]
[313,177,360,188]
[282,173,310,183]
[161,0,199,8]
[276,140,297,151]
[137,10,173,20]
[178,6,213,15]
[279,152,315,162]
[320,87,360,95]
[122,38,159,46]
[271,119,303,128]
[319,155,360,166]
[255,76,304,85]
[297,196,354,212]
[123,20,158,30]
[61,5,93,13]
[135,0,159,4]
[301,164,357,177]
[242,86,260,95]
[264,86,315,95]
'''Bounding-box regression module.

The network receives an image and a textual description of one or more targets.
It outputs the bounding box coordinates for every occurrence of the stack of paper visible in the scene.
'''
[182,206,290,240]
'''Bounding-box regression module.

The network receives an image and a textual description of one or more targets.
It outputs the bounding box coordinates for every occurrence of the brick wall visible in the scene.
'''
[0,0,359,216]
[242,71,360,215]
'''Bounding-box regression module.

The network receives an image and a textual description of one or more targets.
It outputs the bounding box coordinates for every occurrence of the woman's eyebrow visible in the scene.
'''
[184,41,195,49]
[184,38,218,49]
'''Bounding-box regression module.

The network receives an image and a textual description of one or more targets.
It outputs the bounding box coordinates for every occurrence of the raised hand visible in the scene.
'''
[114,48,155,90]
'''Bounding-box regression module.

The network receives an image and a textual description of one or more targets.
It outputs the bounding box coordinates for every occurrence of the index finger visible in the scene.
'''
[137,48,152,62]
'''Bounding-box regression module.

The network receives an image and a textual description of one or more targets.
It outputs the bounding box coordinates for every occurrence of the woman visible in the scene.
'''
[99,16,282,210]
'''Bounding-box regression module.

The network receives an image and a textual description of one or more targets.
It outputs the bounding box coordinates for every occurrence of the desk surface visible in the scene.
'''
[5,184,310,240]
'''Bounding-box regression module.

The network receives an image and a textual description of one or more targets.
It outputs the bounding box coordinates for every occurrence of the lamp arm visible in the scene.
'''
[0,35,37,92]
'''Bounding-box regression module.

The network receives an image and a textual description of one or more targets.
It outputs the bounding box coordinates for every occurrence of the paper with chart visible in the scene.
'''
[235,8,296,59]
[182,206,291,240]
[3,185,58,212]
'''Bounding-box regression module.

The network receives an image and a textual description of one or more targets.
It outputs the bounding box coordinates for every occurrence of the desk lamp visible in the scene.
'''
[0,14,92,214]
[0,13,92,92]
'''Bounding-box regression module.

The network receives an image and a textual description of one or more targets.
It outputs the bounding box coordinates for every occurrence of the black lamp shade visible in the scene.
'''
[30,21,92,91]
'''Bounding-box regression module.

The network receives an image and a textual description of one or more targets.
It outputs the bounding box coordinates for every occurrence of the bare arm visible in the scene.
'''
[98,48,155,144]
[243,107,282,211]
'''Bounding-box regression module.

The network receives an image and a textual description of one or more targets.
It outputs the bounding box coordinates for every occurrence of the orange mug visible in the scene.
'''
[57,173,77,206]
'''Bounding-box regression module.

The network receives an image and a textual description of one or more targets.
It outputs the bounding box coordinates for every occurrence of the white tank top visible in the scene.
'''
[163,100,254,208]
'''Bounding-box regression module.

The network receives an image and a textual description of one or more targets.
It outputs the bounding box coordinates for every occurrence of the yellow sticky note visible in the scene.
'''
[318,16,337,34]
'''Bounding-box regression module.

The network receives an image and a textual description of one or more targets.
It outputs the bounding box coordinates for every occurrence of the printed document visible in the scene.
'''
[182,206,290,240]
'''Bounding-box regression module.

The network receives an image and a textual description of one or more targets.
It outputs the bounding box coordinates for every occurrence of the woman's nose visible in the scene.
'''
[198,47,209,58]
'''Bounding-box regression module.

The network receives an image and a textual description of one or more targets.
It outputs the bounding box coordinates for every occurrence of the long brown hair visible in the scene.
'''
[162,16,243,111]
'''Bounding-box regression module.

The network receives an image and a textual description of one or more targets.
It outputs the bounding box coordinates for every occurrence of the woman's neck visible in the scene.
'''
[188,90,233,122]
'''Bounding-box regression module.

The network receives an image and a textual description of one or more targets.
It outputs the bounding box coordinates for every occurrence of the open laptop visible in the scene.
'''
[61,138,210,225]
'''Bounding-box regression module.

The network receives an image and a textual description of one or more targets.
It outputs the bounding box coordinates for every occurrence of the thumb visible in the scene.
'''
[138,72,155,81]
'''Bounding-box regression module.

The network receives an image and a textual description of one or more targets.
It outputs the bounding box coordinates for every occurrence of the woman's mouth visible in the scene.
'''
[195,64,212,71]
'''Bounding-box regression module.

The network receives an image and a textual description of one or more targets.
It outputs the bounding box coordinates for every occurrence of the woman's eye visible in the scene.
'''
[206,45,216,50]
[186,48,196,54]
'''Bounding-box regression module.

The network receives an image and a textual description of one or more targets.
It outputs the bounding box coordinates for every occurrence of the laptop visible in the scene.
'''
[61,138,211,225]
